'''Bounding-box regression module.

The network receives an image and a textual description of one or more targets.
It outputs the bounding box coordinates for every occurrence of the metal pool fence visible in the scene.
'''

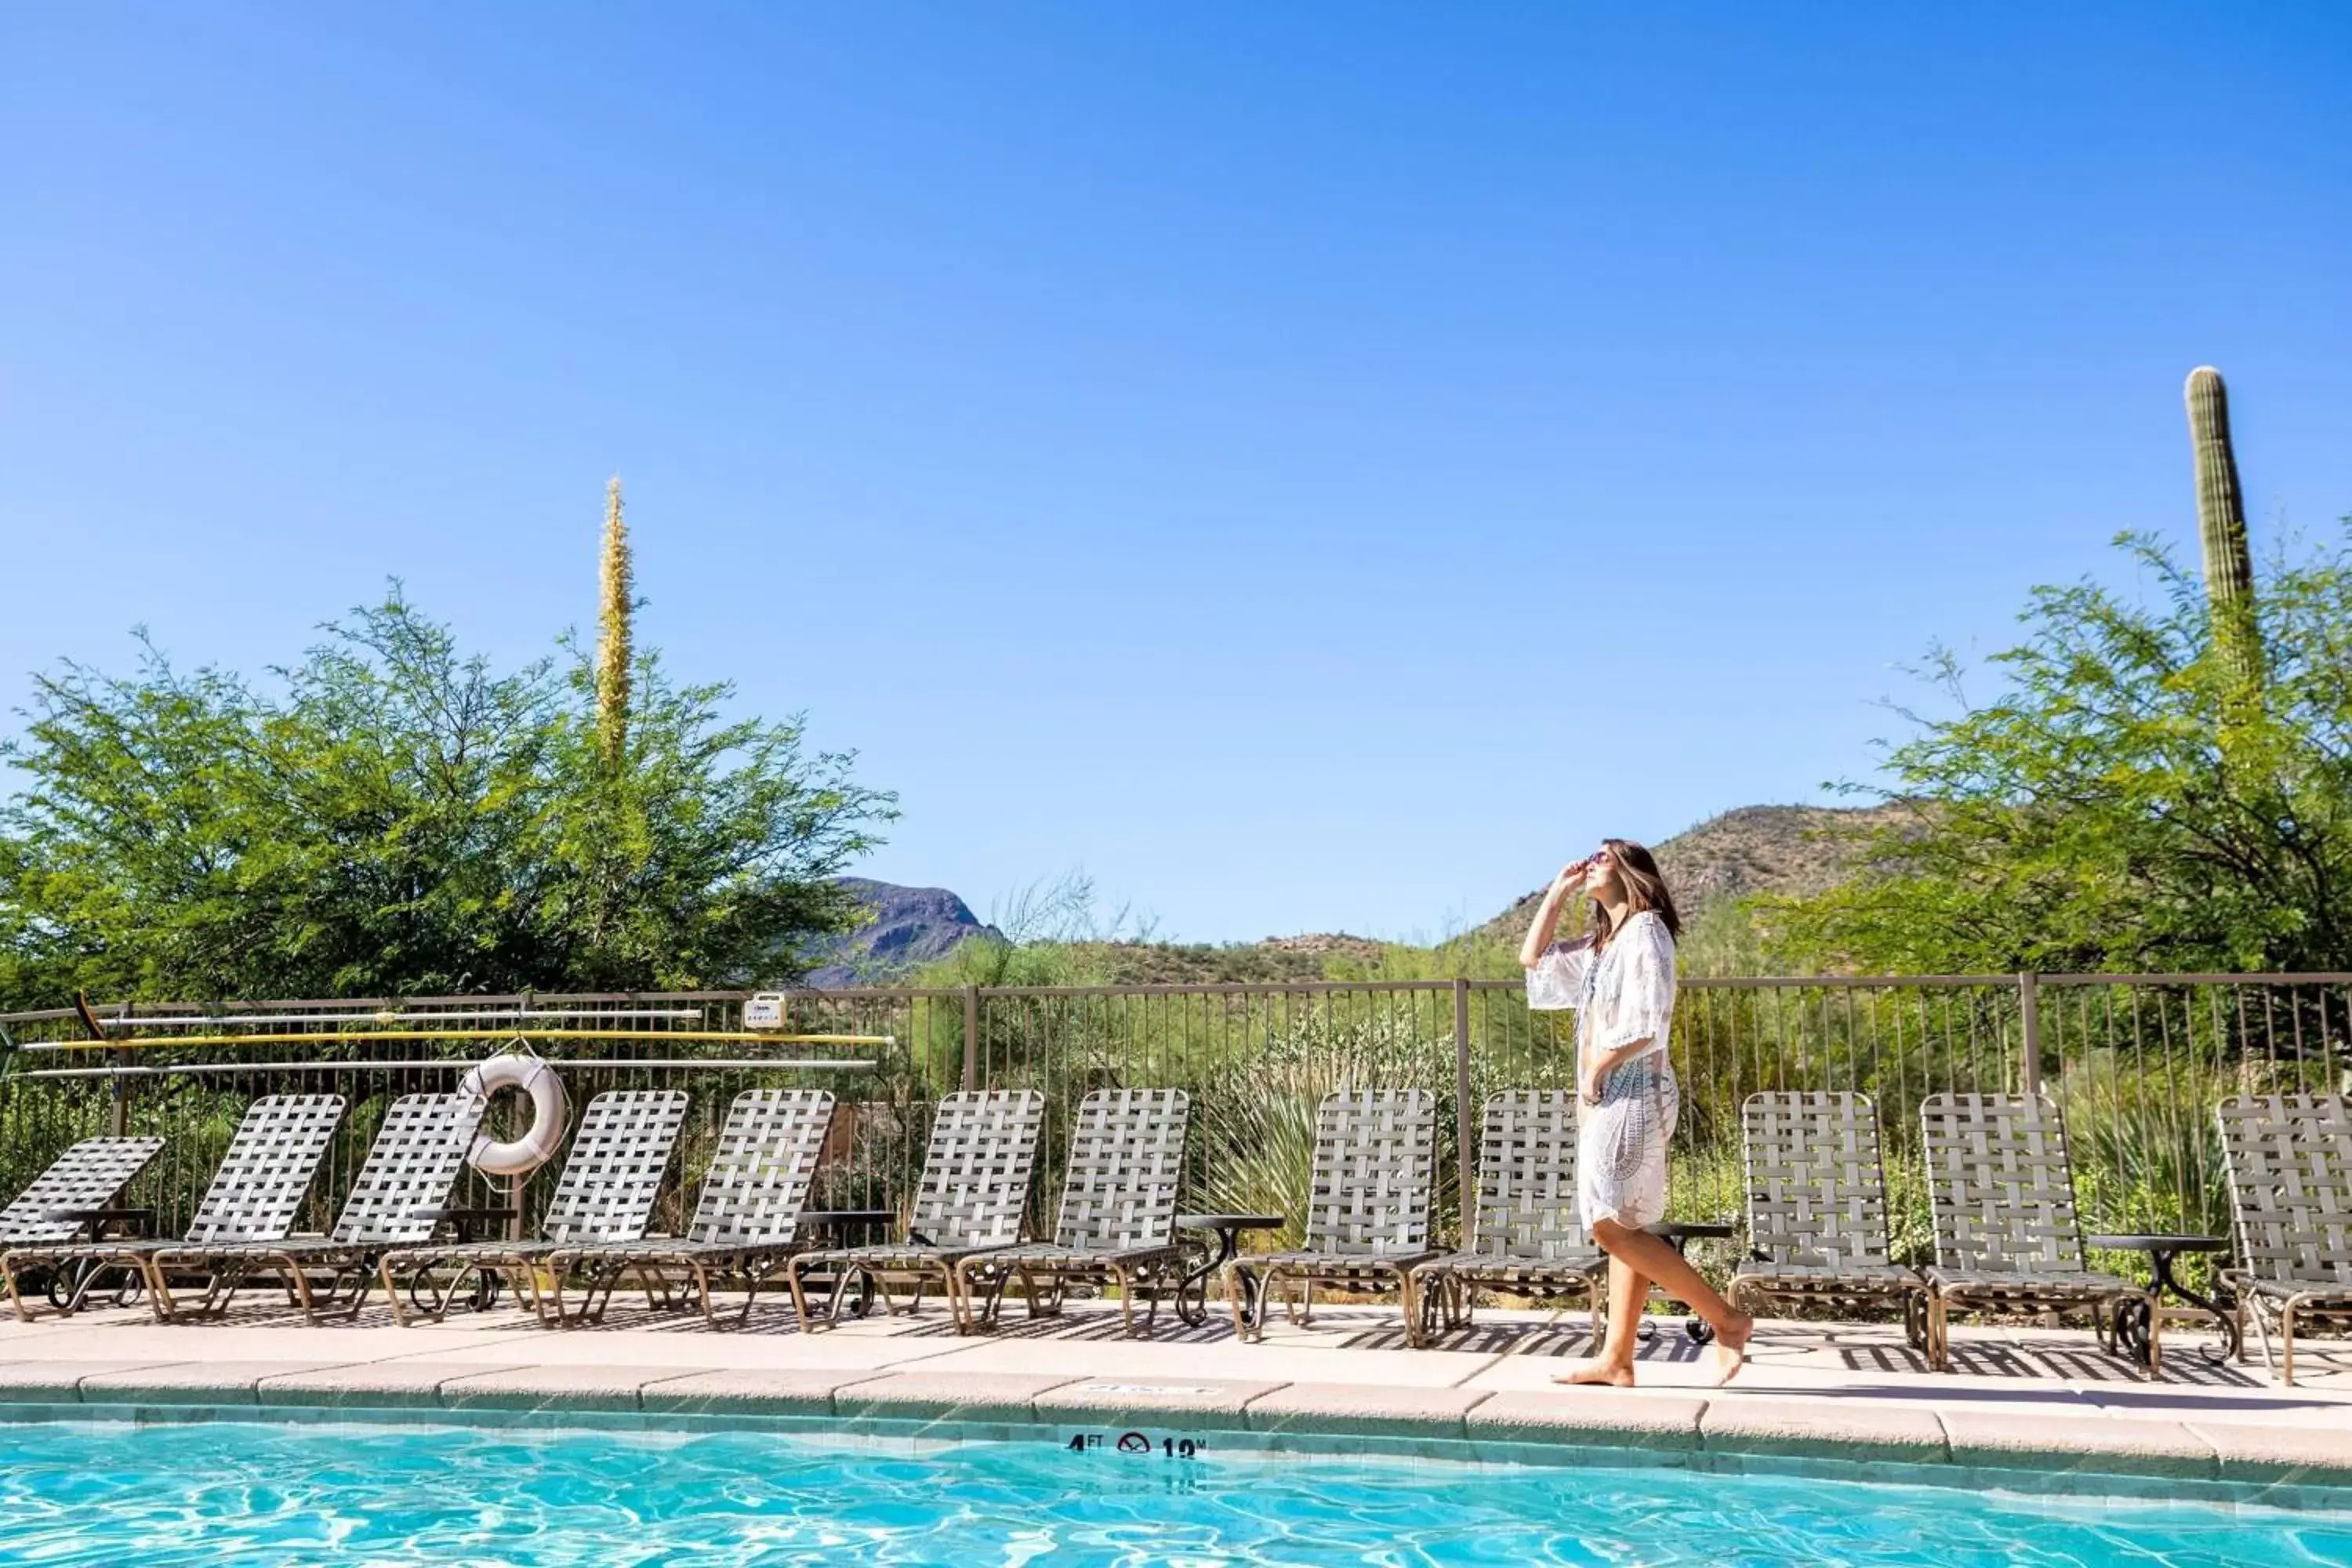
[0,975,2343,1269]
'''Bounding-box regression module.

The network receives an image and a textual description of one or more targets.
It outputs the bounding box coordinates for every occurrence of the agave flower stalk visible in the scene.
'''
[596,475,633,770]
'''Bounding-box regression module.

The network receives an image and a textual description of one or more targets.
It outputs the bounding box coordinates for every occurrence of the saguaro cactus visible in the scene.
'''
[596,475,633,769]
[2185,367,2262,688]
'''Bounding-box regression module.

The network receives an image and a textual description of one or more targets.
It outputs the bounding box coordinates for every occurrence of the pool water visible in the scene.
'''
[0,1420,2343,1566]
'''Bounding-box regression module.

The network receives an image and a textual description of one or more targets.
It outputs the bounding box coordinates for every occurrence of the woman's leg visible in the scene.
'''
[1559,1250,1649,1385]
[1585,1218,1752,1385]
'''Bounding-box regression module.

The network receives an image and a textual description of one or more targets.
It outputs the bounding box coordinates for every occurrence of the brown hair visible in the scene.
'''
[1589,837,1682,950]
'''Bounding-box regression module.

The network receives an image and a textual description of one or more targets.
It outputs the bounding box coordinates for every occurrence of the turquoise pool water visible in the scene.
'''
[0,1419,2343,1566]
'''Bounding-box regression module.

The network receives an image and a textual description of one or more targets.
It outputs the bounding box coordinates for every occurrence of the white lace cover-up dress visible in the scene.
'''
[1525,909,1681,1229]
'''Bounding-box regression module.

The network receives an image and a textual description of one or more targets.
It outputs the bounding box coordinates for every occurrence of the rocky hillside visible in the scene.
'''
[1461,802,1907,952]
[802,879,1004,985]
[1098,932,1388,985]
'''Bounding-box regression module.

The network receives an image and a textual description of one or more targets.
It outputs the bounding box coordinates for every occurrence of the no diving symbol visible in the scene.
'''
[1115,1432,1150,1454]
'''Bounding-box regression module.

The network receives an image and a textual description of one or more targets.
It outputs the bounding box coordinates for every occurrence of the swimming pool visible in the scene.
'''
[0,1418,2339,1566]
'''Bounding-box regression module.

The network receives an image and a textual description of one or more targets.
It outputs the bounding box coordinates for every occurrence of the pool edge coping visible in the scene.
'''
[2,1359,2348,1508]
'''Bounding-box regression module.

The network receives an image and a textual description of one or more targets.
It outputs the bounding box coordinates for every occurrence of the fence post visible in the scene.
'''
[962,985,981,1092]
[1453,978,1474,1214]
[107,1000,129,1137]
[2018,972,2042,1097]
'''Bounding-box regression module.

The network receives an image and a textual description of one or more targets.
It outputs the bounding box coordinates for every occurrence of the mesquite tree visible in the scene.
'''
[0,590,893,1005]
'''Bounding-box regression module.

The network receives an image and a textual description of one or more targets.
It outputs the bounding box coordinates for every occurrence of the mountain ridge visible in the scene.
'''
[807,802,1899,982]
[801,878,1004,986]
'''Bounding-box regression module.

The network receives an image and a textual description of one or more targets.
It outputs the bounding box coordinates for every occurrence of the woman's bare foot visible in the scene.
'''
[1555,1358,1635,1388]
[1707,1312,1755,1387]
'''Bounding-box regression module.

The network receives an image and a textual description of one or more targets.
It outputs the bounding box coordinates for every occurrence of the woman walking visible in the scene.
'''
[1520,840,1751,1387]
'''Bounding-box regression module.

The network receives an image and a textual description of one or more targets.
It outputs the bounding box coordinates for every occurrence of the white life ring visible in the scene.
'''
[459,1052,568,1177]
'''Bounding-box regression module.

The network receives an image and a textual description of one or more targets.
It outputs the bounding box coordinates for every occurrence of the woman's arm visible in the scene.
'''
[1518,858,1592,969]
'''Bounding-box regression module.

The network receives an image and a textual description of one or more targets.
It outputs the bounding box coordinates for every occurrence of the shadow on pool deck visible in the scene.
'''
[2,1293,2343,1410]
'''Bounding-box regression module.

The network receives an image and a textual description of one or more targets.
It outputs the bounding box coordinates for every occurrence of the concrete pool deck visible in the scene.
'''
[0,1294,2345,1490]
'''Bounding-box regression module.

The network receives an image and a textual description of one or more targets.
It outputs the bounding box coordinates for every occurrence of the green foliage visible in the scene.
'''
[1341,933,1521,983]
[1109,940,1347,985]
[0,590,895,1004]
[1664,895,1777,979]
[1771,524,2352,975]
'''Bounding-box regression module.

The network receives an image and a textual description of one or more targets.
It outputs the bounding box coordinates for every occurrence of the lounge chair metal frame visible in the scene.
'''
[1225,1089,1442,1344]
[379,1089,690,1327]
[953,1088,1190,1337]
[1728,1091,1926,1342]
[0,1097,345,1322]
[2216,1093,2352,1385]
[1407,1091,1606,1348]
[786,1089,1047,1334]
[548,1088,837,1328]
[1918,1091,2158,1377]
[0,1136,167,1317]
[146,1091,485,1322]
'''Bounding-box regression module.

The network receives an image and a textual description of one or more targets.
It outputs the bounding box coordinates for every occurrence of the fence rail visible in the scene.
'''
[2,975,2344,1275]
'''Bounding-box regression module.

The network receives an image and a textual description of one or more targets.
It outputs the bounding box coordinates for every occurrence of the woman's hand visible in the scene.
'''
[1523,855,1595,968]
[1580,1038,1652,1105]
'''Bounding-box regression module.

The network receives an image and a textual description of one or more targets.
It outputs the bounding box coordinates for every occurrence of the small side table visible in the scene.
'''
[1175,1214,1286,1329]
[796,1209,897,1320]
[1639,1220,1736,1346]
[2087,1233,2238,1364]
[432,1205,521,1241]
[36,1207,154,1312]
[407,1205,520,1313]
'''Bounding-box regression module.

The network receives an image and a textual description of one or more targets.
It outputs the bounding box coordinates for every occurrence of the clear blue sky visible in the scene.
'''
[4,5,2348,942]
